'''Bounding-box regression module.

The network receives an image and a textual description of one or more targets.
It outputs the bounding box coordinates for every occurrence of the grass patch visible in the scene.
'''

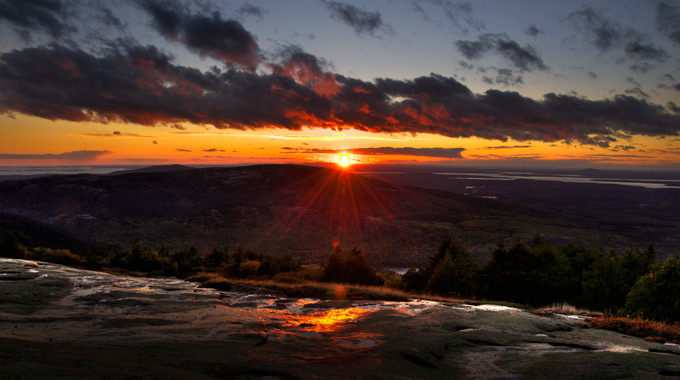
[535,302,602,316]
[587,316,680,344]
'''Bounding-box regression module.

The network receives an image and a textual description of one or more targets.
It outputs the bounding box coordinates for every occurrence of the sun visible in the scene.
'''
[338,154,352,168]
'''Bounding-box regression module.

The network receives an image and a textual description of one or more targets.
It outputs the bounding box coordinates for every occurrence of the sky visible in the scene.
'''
[1,0,679,169]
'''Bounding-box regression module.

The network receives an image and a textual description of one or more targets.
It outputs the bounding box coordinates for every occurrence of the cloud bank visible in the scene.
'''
[1,42,679,148]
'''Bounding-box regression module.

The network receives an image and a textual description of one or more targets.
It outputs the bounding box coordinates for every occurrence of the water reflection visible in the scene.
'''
[256,306,373,333]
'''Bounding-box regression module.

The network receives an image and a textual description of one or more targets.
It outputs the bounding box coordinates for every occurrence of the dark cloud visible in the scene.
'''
[152,140,158,144]
[668,102,680,113]
[624,87,649,98]
[456,34,548,72]
[674,84,680,92]
[412,1,484,35]
[176,148,192,152]
[76,131,155,138]
[238,3,267,19]
[202,148,225,152]
[298,147,465,159]
[524,25,542,37]
[98,7,124,29]
[568,7,621,52]
[629,63,655,73]
[569,6,670,66]
[323,1,394,36]
[613,145,635,151]
[136,0,260,69]
[1,44,679,148]
[656,2,680,45]
[662,74,676,82]
[0,150,110,160]
[458,61,474,70]
[485,145,531,150]
[494,69,523,86]
[624,40,669,62]
[0,0,70,39]
[626,77,641,87]
[587,71,598,80]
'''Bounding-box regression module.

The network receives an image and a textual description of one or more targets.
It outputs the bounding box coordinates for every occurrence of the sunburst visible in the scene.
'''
[338,154,352,168]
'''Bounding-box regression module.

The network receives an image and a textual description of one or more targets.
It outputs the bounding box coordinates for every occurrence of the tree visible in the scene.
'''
[426,241,479,297]
[204,247,227,272]
[581,251,633,310]
[403,238,455,292]
[625,257,680,323]
[323,246,383,286]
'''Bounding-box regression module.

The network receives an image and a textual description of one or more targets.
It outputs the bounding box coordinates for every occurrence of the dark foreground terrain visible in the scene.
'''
[2,259,679,379]
[2,164,679,266]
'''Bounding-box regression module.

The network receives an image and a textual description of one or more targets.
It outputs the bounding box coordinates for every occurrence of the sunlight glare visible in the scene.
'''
[338,154,352,167]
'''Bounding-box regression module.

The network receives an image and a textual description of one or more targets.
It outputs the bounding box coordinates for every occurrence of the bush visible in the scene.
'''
[29,247,82,265]
[624,257,680,323]
[239,260,261,277]
[588,316,680,343]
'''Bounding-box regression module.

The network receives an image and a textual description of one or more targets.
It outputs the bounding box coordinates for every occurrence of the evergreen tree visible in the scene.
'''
[323,245,383,285]
[426,241,479,297]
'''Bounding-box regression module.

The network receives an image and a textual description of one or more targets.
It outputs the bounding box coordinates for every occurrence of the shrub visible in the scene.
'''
[239,259,261,277]
[29,247,82,265]
[588,316,680,343]
[624,257,680,323]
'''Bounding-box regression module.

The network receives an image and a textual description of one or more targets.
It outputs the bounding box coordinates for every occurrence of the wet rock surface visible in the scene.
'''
[1,258,679,379]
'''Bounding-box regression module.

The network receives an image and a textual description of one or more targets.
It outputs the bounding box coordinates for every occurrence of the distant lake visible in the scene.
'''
[432,172,680,189]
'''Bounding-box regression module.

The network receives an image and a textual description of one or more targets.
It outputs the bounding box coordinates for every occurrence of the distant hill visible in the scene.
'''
[0,164,674,266]
[105,164,194,176]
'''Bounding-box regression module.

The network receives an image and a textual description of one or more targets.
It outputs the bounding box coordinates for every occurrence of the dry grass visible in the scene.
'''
[535,302,602,317]
[588,316,680,344]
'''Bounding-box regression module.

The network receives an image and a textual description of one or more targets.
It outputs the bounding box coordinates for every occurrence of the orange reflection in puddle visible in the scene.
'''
[255,306,374,333]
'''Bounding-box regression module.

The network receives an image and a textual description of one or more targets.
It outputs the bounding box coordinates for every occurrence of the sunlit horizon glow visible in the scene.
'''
[1,1,679,169]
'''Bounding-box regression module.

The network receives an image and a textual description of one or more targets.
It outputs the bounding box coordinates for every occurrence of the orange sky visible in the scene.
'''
[2,113,679,168]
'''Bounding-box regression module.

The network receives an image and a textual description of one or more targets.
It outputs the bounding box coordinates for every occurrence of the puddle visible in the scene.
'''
[597,344,646,353]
